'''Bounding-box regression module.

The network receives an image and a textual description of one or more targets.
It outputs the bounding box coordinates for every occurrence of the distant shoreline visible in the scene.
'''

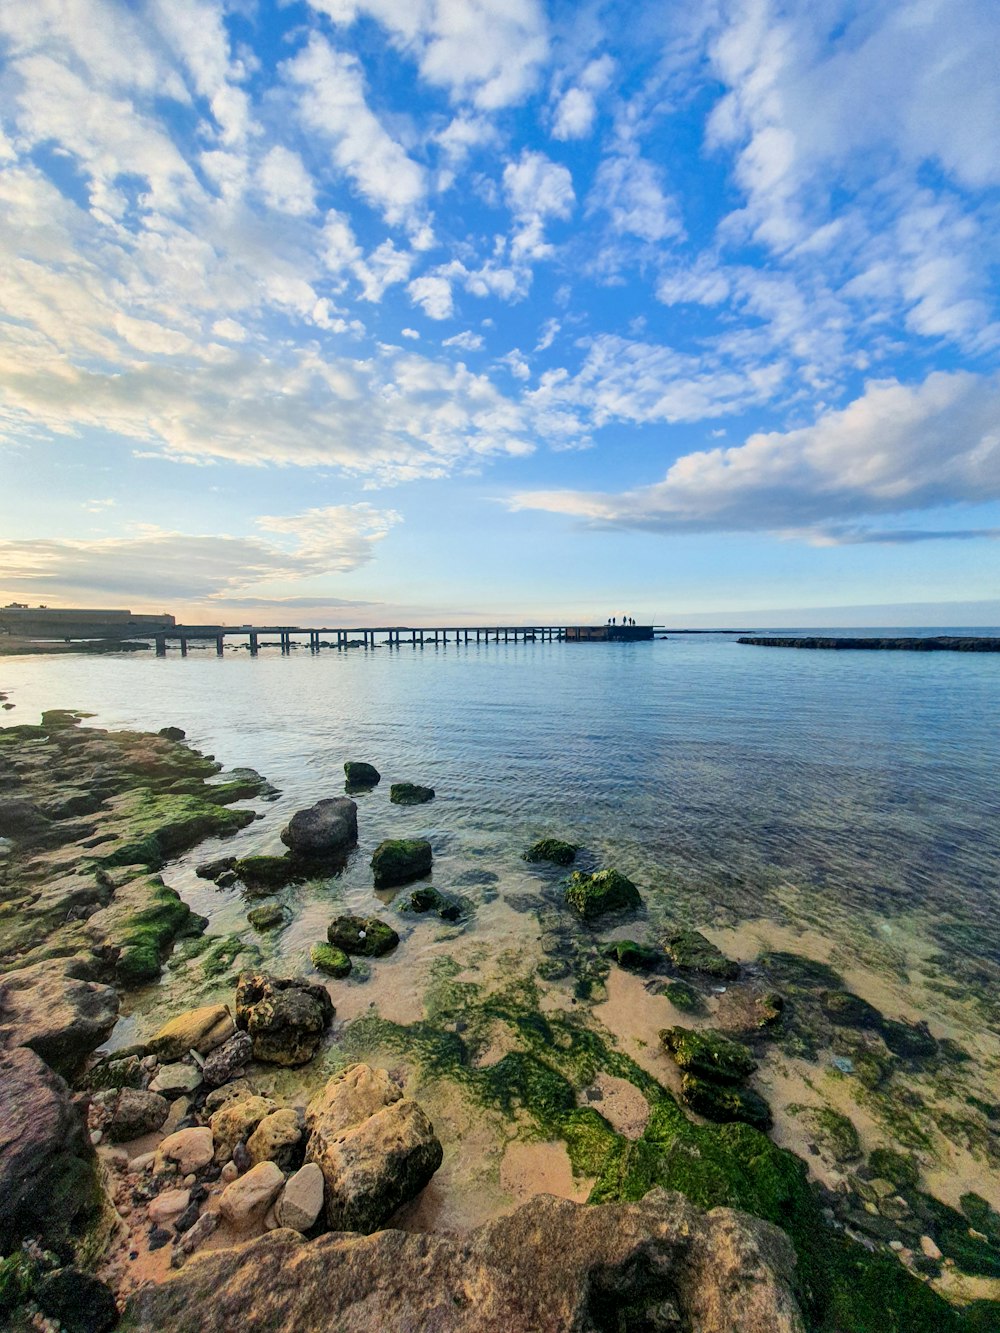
[738,635,1000,652]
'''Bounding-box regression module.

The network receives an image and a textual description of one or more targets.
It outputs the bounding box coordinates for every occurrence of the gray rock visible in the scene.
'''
[102,1087,170,1142]
[0,956,119,1078]
[280,798,357,857]
[235,973,334,1067]
[149,1061,203,1096]
[202,1031,254,1086]
[276,1163,325,1232]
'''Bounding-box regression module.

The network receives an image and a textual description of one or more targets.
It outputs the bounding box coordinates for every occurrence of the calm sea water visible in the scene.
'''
[3,632,999,1015]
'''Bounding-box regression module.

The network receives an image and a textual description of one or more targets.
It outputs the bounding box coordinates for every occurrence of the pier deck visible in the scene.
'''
[152,624,656,656]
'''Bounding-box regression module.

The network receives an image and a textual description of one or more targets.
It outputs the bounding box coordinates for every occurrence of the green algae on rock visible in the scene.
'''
[87,874,204,987]
[660,1027,758,1083]
[665,980,704,1013]
[370,838,432,888]
[310,943,353,978]
[247,903,288,931]
[867,1147,919,1190]
[99,789,254,869]
[663,929,739,980]
[234,855,299,890]
[523,838,578,866]
[790,1105,862,1163]
[680,1073,773,1131]
[328,914,399,957]
[603,939,660,971]
[564,869,641,920]
[389,782,435,805]
[403,886,462,921]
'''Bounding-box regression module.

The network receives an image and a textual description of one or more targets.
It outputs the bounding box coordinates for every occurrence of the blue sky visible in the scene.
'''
[1,0,998,626]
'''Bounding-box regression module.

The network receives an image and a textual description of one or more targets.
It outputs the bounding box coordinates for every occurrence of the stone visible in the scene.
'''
[604,939,660,971]
[173,1208,219,1260]
[310,942,353,977]
[218,1160,285,1229]
[123,1188,805,1333]
[35,1267,118,1333]
[174,1202,202,1233]
[370,838,432,888]
[235,855,299,890]
[148,1004,235,1060]
[679,1074,773,1132]
[276,1162,325,1232]
[523,837,577,866]
[664,929,740,980]
[389,782,435,805]
[305,1064,401,1135]
[204,1079,255,1113]
[0,1047,104,1257]
[0,796,51,840]
[202,1032,254,1087]
[157,1127,214,1175]
[210,1094,277,1160]
[0,956,119,1078]
[820,990,883,1029]
[148,1188,191,1225]
[280,798,357,857]
[564,868,641,919]
[159,727,186,742]
[344,761,380,787]
[82,1052,144,1092]
[235,973,335,1067]
[196,856,235,881]
[660,1028,758,1083]
[103,1088,170,1142]
[149,1061,203,1096]
[248,903,288,931]
[247,1109,303,1172]
[162,1094,192,1135]
[406,886,461,921]
[220,1161,238,1184]
[920,1235,943,1260]
[306,1097,443,1233]
[326,914,399,957]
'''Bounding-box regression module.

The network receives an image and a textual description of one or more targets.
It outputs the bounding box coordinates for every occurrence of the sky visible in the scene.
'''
[1,0,998,627]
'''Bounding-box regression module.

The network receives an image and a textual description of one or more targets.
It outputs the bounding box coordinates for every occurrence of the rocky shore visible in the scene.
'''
[738,636,1000,652]
[1,712,998,1332]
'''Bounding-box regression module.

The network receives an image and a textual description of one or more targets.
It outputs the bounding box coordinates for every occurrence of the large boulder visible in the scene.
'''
[0,1047,105,1257]
[305,1064,400,1134]
[235,973,335,1067]
[0,957,119,1078]
[280,798,357,857]
[564,868,641,920]
[123,1188,805,1333]
[147,1004,235,1060]
[370,839,432,889]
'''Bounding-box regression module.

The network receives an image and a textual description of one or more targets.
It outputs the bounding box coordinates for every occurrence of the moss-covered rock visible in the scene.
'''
[603,939,660,971]
[523,838,577,866]
[564,869,641,920]
[663,929,739,980]
[310,943,353,978]
[389,782,435,805]
[867,1147,919,1190]
[405,886,461,921]
[820,989,883,1028]
[960,1193,1000,1245]
[327,914,399,957]
[100,789,254,869]
[344,761,380,788]
[370,838,432,888]
[793,1105,862,1162]
[660,1027,757,1083]
[86,875,202,986]
[665,980,704,1013]
[234,855,298,889]
[247,904,288,931]
[680,1073,773,1131]
[879,1018,938,1062]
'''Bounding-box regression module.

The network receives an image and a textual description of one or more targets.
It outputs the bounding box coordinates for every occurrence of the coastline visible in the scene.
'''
[1,711,999,1330]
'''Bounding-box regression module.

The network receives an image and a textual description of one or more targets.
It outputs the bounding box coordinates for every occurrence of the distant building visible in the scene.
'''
[0,606,176,639]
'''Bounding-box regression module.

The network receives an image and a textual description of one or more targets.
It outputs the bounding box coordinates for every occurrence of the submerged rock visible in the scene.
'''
[564,868,641,920]
[148,1004,235,1060]
[664,929,739,980]
[389,782,435,805]
[680,1074,773,1131]
[310,943,353,978]
[523,837,577,866]
[604,939,660,971]
[123,1187,805,1333]
[405,886,461,921]
[665,980,704,1014]
[196,856,237,881]
[235,973,335,1067]
[0,956,119,1078]
[344,761,380,788]
[661,1027,758,1084]
[327,915,399,957]
[247,903,288,931]
[280,798,357,857]
[370,838,432,888]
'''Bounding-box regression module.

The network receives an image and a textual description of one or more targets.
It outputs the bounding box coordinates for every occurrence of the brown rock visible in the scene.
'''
[157,1127,214,1175]
[148,1005,235,1060]
[210,1094,276,1161]
[247,1108,303,1172]
[304,1063,399,1134]
[234,973,334,1067]
[123,1189,805,1332]
[218,1160,285,1229]
[0,956,118,1077]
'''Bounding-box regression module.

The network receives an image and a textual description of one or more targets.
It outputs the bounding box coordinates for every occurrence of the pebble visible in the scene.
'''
[90,1129,103,1145]
[148,1189,191,1225]
[183,1174,197,1187]
[174,1202,202,1234]
[889,1240,904,1252]
[919,1235,943,1260]
[131,1152,156,1172]
[220,1161,239,1185]
[232,1141,251,1174]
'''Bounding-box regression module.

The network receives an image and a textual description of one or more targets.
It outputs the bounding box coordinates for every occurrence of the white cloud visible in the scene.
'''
[534,318,560,351]
[512,370,1000,538]
[443,330,484,351]
[401,327,420,339]
[257,146,317,216]
[502,149,575,261]
[308,0,548,110]
[407,274,454,319]
[589,151,682,243]
[551,54,615,141]
[285,34,426,225]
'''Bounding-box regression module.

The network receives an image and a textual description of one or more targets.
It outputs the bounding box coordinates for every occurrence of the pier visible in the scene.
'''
[153,623,656,657]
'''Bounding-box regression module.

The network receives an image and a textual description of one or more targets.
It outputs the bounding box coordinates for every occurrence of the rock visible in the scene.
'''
[82,1051,144,1092]
[0,956,119,1078]
[305,1064,401,1135]
[307,1096,443,1233]
[204,1079,255,1113]
[795,1107,861,1163]
[920,1235,943,1260]
[0,1047,103,1257]
[665,980,704,1013]
[216,870,238,888]
[406,886,461,921]
[327,915,399,957]
[210,1094,277,1160]
[174,1201,202,1233]
[161,1094,192,1134]
[202,1032,254,1087]
[679,1074,773,1131]
[604,939,660,971]
[276,1162,325,1232]
[233,1141,251,1173]
[564,868,641,919]
[218,1160,285,1229]
[234,855,299,890]
[310,943,353,977]
[148,1005,235,1060]
[149,1062,203,1096]
[661,1028,758,1083]
[123,1188,805,1333]
[220,1161,238,1184]
[149,1188,191,1225]
[664,929,739,980]
[820,990,883,1028]
[234,973,335,1067]
[157,1127,214,1175]
[247,1109,303,1172]
[389,782,435,805]
[344,761,380,788]
[280,798,357,857]
[523,837,577,866]
[173,1208,218,1260]
[103,1087,170,1141]
[35,1267,119,1333]
[0,796,51,840]
[196,856,236,880]
[370,838,432,888]
[247,903,288,931]
[880,1018,938,1062]
[159,727,186,742]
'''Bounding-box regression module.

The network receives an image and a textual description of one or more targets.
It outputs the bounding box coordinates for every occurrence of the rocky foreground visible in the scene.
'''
[1,712,998,1332]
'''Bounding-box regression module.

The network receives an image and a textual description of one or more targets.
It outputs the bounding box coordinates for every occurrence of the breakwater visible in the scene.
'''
[738,635,1000,652]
